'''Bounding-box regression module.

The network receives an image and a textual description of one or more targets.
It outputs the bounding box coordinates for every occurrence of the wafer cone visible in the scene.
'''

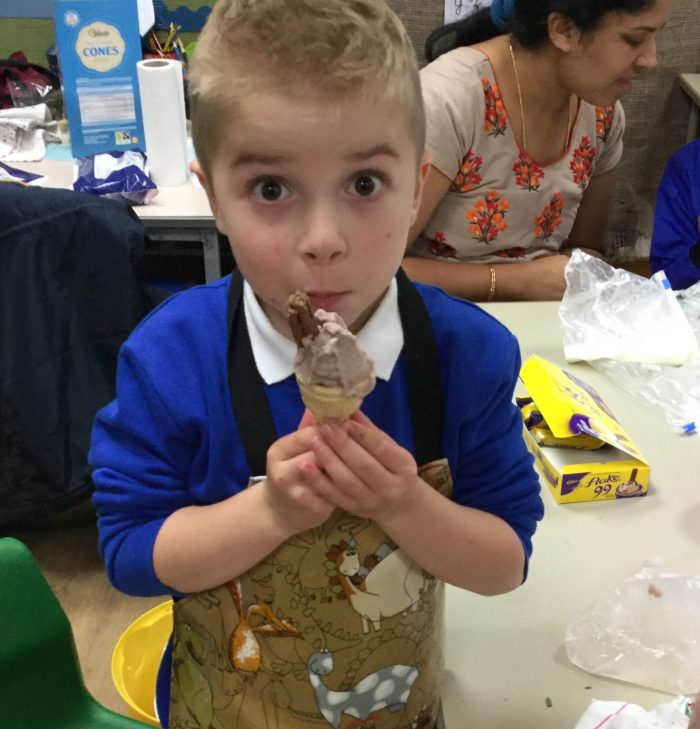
[298,381,363,423]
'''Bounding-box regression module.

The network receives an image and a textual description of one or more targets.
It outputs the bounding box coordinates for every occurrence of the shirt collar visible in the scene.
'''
[243,278,403,385]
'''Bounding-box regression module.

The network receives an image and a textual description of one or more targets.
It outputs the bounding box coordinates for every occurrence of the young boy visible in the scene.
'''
[90,1,543,727]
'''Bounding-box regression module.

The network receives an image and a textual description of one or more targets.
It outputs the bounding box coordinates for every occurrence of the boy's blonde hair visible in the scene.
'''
[189,0,425,179]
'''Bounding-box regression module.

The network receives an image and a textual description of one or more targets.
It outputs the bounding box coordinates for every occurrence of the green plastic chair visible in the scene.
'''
[0,537,150,729]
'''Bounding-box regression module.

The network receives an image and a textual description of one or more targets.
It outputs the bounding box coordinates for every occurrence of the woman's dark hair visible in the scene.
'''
[425,0,657,62]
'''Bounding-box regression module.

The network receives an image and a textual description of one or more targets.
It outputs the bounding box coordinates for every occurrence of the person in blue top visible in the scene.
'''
[650,138,700,289]
[90,1,543,727]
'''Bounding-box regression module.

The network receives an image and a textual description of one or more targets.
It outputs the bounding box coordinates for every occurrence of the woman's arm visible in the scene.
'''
[403,254,577,302]
[404,166,619,302]
[407,164,453,246]
[562,166,619,255]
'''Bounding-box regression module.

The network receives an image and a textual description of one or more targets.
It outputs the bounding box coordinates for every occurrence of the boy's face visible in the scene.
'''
[194,90,429,337]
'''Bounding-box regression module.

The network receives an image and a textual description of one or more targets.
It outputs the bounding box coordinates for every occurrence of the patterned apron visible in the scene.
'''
[168,270,452,729]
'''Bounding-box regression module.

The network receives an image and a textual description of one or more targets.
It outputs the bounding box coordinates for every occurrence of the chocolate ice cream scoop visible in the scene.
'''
[286,291,375,421]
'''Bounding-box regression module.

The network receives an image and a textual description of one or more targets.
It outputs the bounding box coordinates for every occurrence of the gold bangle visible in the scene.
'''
[486,266,496,302]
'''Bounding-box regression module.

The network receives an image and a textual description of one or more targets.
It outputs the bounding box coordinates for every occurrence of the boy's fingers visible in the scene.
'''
[268,426,316,461]
[298,408,316,429]
[298,457,349,510]
[349,410,372,426]
[346,420,415,475]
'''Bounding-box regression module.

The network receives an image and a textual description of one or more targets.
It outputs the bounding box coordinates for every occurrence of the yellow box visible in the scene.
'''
[519,355,649,504]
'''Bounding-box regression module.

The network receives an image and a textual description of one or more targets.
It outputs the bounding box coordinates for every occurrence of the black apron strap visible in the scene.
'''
[227,269,443,476]
[227,271,276,476]
[396,267,443,464]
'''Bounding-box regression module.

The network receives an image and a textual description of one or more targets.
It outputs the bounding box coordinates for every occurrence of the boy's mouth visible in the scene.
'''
[307,292,346,311]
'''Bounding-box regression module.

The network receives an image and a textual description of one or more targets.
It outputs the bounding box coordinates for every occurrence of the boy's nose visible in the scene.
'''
[298,203,347,263]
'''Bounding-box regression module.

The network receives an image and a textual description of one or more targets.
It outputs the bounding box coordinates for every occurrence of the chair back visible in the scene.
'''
[0,537,148,728]
[0,186,156,525]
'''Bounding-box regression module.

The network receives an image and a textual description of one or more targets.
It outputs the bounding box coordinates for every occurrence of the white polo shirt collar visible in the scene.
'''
[243,279,403,385]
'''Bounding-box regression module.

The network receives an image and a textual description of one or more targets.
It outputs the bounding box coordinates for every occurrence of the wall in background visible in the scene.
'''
[0,1,53,17]
[0,19,54,65]
[0,1,205,66]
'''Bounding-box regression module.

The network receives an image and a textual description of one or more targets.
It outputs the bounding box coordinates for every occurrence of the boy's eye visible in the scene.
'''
[252,178,290,202]
[349,172,384,198]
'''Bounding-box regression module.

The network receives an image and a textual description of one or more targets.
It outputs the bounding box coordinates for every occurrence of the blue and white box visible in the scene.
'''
[54,0,145,157]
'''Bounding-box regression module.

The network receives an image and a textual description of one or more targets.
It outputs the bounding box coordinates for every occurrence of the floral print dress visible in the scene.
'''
[409,46,624,264]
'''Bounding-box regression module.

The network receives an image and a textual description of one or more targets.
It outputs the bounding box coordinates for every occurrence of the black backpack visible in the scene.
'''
[0,53,63,119]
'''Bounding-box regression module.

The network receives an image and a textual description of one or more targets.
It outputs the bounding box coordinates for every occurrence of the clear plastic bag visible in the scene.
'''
[573,697,693,729]
[565,560,700,695]
[560,251,700,434]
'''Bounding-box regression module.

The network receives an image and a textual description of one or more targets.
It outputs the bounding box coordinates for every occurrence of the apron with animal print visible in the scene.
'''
[169,270,451,729]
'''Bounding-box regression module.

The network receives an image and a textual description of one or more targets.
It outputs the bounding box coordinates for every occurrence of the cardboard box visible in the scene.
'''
[519,355,649,504]
[54,0,145,157]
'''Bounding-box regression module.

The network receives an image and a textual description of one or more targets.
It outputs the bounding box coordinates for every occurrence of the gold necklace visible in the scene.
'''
[508,40,573,155]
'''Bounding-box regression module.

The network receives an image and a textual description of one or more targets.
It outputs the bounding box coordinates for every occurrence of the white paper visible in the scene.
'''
[0,103,58,161]
[136,59,189,186]
[444,0,491,24]
[137,0,155,36]
[573,698,692,729]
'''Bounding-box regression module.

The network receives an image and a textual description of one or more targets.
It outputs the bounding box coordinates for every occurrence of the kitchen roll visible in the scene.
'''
[136,58,189,186]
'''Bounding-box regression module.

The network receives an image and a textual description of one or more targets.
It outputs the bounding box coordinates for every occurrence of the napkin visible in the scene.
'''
[0,103,60,162]
[573,698,692,729]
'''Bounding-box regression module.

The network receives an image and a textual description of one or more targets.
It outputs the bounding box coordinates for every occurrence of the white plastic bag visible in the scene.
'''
[560,251,700,433]
[573,698,693,729]
[560,250,697,365]
[565,561,700,695]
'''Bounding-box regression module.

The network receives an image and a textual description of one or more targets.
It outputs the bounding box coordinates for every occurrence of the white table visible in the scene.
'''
[13,158,223,282]
[441,301,700,729]
[679,73,700,143]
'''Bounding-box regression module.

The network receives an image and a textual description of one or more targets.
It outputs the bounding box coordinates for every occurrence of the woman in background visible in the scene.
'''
[404,0,673,301]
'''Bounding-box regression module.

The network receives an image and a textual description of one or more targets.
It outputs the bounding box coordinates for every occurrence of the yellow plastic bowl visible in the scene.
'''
[111,600,173,726]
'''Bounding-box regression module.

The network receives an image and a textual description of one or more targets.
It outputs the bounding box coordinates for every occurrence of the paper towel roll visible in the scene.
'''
[136,59,189,187]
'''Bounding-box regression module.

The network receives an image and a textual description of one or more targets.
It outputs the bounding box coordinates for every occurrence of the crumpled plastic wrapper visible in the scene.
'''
[0,102,60,162]
[565,560,700,695]
[560,251,700,433]
[573,697,693,729]
[72,149,158,205]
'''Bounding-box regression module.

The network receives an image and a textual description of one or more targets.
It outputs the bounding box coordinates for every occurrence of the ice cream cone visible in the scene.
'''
[298,381,363,423]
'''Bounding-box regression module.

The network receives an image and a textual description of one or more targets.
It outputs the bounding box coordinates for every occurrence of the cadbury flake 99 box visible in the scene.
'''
[518,355,649,504]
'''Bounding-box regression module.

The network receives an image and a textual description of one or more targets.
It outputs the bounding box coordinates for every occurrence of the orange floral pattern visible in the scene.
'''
[495,247,527,259]
[595,106,614,141]
[428,231,457,258]
[467,190,509,243]
[534,193,564,241]
[418,49,624,263]
[570,136,596,190]
[512,151,544,191]
[482,77,507,136]
[451,151,483,192]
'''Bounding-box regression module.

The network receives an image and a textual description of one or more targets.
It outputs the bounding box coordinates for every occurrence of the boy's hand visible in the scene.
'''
[301,410,424,520]
[263,410,336,536]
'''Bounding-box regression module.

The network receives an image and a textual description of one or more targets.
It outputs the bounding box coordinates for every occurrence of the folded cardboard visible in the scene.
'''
[519,355,649,504]
[54,0,145,157]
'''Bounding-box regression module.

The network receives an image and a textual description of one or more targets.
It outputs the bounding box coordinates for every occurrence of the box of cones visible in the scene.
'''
[518,355,649,504]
